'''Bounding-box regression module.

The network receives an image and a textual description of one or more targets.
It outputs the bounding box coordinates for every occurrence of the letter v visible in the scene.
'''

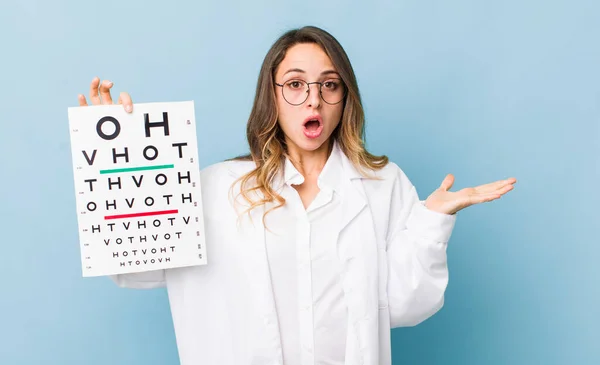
[82,150,97,165]
[132,175,143,187]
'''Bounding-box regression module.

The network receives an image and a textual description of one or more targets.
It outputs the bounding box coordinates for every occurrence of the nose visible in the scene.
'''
[306,83,321,108]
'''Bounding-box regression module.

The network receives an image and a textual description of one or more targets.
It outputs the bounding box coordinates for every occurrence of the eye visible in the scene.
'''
[323,80,340,90]
[286,80,305,89]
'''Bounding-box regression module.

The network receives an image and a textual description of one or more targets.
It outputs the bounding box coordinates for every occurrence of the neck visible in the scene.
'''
[286,139,333,179]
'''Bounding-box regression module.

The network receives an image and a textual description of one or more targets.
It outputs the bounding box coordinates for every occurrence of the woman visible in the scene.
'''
[78,26,516,365]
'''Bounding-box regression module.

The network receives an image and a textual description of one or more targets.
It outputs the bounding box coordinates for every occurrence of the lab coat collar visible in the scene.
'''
[282,157,304,186]
[280,140,362,192]
[278,139,367,231]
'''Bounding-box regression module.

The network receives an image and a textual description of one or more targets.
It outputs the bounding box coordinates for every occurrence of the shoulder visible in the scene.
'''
[363,161,413,188]
[199,159,255,198]
[357,161,419,210]
[200,159,256,185]
[198,159,256,217]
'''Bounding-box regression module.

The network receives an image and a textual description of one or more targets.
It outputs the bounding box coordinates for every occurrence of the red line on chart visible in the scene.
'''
[104,209,179,220]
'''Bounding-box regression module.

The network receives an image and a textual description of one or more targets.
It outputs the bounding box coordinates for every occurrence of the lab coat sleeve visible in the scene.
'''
[108,269,166,289]
[386,167,456,327]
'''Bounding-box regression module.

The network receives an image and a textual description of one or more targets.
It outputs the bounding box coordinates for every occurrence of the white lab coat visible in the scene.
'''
[111,150,456,365]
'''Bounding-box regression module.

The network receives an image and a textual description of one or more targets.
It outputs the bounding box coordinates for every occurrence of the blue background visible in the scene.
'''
[1,0,598,364]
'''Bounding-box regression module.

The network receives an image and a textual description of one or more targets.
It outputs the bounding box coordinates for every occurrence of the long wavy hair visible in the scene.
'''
[231,25,388,222]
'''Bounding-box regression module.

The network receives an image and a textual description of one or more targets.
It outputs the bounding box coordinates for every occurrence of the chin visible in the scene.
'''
[292,134,330,152]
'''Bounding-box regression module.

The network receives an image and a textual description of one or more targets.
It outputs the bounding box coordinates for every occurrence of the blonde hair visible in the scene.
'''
[230,26,388,223]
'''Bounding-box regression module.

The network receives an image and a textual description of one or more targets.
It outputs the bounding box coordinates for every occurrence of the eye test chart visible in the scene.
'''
[67,101,207,277]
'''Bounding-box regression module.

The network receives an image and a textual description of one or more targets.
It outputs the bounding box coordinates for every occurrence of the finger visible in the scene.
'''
[473,184,514,198]
[99,79,114,104]
[495,183,515,196]
[454,187,512,213]
[467,192,502,206]
[439,174,454,191]
[89,77,101,105]
[474,180,506,193]
[475,177,517,194]
[117,91,133,113]
[78,94,88,106]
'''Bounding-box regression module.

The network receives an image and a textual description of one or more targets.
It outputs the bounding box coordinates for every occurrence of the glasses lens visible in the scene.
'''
[320,79,345,104]
[283,80,308,105]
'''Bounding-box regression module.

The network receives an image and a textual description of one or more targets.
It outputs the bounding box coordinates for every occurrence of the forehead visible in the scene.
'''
[276,43,336,77]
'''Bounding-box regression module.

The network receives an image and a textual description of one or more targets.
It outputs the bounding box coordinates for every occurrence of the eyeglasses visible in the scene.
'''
[274,79,346,106]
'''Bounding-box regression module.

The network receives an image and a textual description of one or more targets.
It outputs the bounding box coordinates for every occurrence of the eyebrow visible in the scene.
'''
[283,68,340,77]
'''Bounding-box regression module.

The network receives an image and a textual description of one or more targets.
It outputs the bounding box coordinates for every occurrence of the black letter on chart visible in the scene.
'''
[112,147,129,163]
[155,174,167,186]
[132,175,143,187]
[178,171,191,184]
[172,143,188,158]
[84,179,97,192]
[144,112,170,137]
[126,198,135,208]
[182,193,192,204]
[108,177,122,190]
[82,150,97,166]
[96,116,121,140]
[143,146,159,161]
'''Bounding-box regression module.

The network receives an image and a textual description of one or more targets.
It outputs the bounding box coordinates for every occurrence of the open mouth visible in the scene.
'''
[303,116,324,139]
[304,119,321,131]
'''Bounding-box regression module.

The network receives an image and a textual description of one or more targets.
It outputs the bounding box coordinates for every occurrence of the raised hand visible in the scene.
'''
[78,77,133,113]
[424,174,517,215]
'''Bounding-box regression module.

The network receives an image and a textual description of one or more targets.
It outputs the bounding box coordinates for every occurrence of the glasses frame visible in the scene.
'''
[274,78,347,106]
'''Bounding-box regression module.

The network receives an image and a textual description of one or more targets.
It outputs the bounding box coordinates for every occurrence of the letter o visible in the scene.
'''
[143,145,159,161]
[155,173,167,185]
[96,116,121,140]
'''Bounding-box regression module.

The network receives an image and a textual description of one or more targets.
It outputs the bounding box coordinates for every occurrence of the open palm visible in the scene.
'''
[424,174,517,215]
